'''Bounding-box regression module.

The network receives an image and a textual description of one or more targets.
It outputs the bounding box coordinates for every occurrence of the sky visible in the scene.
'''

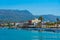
[0,0,60,15]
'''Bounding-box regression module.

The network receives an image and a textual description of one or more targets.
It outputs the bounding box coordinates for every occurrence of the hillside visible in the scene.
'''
[35,15,60,22]
[0,9,34,22]
[0,9,60,22]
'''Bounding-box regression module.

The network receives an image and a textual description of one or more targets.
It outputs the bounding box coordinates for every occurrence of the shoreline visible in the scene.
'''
[0,27,60,32]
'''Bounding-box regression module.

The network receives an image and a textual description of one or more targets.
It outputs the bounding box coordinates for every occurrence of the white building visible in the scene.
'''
[31,18,41,27]
[32,18,41,23]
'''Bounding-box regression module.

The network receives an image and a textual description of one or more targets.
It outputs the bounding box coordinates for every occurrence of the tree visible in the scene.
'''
[56,18,60,28]
[38,16,44,28]
[45,22,54,28]
[38,16,44,22]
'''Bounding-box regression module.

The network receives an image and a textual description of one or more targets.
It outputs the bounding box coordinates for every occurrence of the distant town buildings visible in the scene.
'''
[0,17,60,28]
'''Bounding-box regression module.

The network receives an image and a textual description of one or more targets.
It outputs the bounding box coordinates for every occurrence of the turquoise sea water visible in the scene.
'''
[0,28,60,40]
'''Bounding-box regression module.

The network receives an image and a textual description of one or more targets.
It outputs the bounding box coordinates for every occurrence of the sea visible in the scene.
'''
[0,27,60,40]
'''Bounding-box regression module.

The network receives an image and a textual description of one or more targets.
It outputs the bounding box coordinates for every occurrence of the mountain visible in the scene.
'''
[0,9,60,22]
[34,14,60,22]
[0,9,34,22]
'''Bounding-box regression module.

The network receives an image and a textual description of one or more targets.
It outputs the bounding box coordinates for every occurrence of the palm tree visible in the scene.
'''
[56,18,60,28]
[38,16,44,28]
[7,21,12,28]
[14,22,16,26]
[7,22,11,28]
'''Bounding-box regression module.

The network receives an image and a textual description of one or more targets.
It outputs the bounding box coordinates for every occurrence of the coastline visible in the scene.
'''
[0,27,60,32]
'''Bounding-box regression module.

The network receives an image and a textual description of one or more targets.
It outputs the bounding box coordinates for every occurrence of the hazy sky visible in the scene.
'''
[0,0,60,15]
